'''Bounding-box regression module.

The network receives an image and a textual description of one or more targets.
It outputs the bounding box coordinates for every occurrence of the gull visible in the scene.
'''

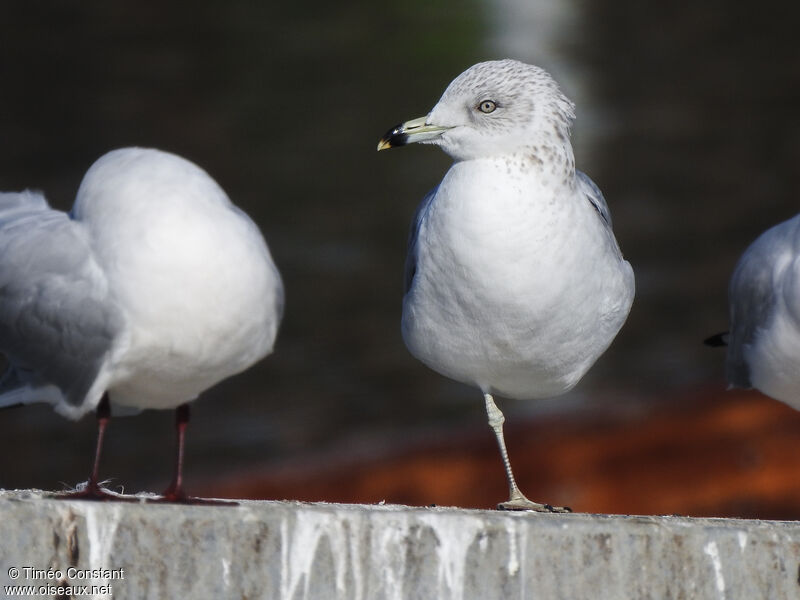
[378,59,635,511]
[0,147,284,502]
[707,214,800,408]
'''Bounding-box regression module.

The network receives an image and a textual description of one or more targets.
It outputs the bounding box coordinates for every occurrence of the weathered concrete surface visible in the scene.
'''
[1,490,799,599]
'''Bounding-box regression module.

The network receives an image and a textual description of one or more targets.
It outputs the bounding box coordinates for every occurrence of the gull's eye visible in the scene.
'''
[478,100,497,114]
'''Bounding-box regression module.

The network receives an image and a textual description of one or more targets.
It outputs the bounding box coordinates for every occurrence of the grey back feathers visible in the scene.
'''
[0,191,120,410]
[577,170,612,228]
[726,215,800,389]
[404,187,436,295]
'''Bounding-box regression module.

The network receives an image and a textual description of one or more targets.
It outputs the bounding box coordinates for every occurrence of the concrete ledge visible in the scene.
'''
[1,490,799,599]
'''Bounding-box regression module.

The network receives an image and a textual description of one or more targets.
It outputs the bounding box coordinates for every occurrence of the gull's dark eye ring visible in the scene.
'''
[478,100,497,114]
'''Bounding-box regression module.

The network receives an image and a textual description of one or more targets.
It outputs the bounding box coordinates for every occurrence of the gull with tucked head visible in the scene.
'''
[379,59,635,511]
[0,147,284,502]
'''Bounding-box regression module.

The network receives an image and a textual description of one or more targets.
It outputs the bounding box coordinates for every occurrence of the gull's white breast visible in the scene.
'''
[402,157,633,399]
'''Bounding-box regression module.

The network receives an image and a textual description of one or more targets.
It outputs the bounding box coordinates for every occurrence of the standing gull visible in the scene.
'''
[707,214,800,408]
[0,147,284,501]
[378,59,634,511]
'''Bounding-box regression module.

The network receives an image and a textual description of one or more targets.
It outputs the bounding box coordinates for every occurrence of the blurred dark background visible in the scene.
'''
[1,0,799,518]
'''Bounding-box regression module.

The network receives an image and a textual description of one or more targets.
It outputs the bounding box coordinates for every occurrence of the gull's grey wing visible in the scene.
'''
[0,191,122,418]
[576,170,628,264]
[725,216,800,389]
[404,186,437,295]
[577,170,612,229]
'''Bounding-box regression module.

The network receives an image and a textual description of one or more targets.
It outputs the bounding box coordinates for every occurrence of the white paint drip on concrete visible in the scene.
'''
[346,512,364,600]
[280,507,353,600]
[83,503,122,599]
[370,512,411,600]
[505,519,520,577]
[418,512,485,600]
[703,540,726,597]
[221,557,230,587]
[279,517,290,598]
[737,531,747,551]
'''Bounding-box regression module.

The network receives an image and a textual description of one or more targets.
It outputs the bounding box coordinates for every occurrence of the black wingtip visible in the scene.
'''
[703,332,729,347]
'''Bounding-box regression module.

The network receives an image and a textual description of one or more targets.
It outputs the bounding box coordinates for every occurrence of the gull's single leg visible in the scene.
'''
[484,393,571,512]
